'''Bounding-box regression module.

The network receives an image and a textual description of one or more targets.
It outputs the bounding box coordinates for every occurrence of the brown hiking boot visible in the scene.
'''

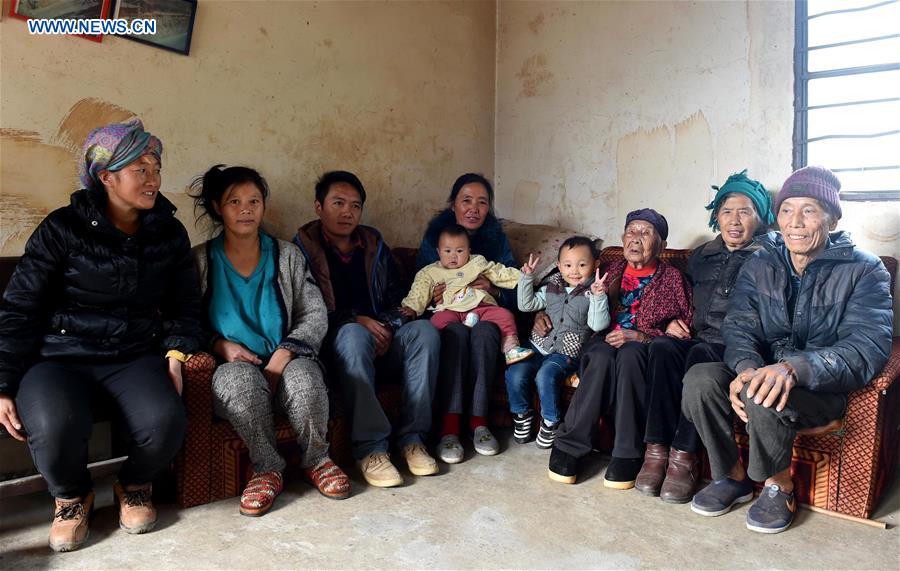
[113,482,157,534]
[634,443,669,496]
[48,491,94,552]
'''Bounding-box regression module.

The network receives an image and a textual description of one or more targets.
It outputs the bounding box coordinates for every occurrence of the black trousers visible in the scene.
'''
[682,361,846,481]
[644,336,724,453]
[15,354,186,499]
[437,321,501,419]
[555,338,649,459]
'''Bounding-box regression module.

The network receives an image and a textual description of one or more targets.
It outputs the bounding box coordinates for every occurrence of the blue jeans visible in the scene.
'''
[504,350,576,424]
[329,319,439,459]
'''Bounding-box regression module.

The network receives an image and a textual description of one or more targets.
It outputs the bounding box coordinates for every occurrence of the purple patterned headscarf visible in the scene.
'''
[79,119,162,191]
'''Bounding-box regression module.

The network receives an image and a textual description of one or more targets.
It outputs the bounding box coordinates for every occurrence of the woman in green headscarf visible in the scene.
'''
[633,170,774,504]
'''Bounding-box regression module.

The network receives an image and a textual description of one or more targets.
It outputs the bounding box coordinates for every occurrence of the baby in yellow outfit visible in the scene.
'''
[401,225,532,365]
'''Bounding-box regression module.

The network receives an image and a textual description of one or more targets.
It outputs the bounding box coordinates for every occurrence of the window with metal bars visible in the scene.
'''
[793,0,900,200]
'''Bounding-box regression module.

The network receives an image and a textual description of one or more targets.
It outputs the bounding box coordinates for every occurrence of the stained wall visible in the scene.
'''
[495,0,898,327]
[2,1,897,326]
[0,1,496,251]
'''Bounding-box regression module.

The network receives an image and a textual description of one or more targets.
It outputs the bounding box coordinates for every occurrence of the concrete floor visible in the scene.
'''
[1,430,898,570]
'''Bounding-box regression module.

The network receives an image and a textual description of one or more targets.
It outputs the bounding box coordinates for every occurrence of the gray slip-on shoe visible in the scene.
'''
[437,434,464,464]
[473,426,500,456]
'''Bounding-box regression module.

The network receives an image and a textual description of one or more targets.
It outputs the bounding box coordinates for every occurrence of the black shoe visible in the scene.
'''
[512,410,535,444]
[535,419,559,449]
[603,457,643,490]
[548,446,579,484]
[746,484,796,534]
[690,476,755,517]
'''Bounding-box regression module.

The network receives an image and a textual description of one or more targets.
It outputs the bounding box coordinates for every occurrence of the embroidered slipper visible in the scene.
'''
[239,471,283,517]
[304,459,351,500]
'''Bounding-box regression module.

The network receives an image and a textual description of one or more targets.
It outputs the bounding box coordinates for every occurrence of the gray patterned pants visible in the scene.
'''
[212,358,329,472]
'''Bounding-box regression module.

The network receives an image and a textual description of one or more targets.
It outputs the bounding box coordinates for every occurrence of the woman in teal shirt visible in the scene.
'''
[192,165,349,516]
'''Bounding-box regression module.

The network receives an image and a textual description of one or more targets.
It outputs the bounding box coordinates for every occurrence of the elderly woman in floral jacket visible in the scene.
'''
[549,208,692,488]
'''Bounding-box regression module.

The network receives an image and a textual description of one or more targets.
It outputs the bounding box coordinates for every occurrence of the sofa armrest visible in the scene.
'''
[176,352,216,508]
[841,337,899,429]
[865,337,900,394]
[182,352,216,421]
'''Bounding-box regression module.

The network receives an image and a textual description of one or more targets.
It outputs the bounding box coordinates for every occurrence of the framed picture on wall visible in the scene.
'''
[8,0,113,43]
[113,0,197,55]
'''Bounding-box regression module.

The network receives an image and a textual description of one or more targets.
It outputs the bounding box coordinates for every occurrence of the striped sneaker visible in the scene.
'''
[513,410,535,444]
[535,419,559,449]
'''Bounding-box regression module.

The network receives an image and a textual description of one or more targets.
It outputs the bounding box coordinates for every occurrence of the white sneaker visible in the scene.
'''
[463,312,480,328]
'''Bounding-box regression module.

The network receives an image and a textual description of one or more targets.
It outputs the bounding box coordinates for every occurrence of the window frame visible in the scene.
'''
[792,0,900,201]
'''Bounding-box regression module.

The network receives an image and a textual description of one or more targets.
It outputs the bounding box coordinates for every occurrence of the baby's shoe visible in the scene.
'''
[504,346,534,365]
[463,312,480,328]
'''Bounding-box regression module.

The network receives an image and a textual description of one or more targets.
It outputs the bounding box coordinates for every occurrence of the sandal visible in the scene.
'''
[304,459,351,500]
[239,471,283,516]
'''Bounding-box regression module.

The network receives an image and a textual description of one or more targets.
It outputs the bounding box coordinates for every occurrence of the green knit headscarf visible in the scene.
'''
[705,169,774,231]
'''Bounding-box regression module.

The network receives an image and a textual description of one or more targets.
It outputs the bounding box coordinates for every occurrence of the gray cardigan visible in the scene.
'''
[194,235,328,360]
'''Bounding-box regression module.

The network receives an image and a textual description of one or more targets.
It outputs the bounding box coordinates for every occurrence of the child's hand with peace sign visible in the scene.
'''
[521,253,541,275]
[590,268,609,296]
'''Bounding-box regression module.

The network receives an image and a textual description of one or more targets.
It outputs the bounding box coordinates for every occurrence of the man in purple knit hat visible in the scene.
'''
[682,166,893,533]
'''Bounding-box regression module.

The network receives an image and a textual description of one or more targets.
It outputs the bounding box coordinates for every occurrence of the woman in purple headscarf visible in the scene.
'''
[548,209,693,489]
[0,119,203,552]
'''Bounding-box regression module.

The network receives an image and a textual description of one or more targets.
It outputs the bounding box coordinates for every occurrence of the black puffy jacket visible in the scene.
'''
[723,231,893,393]
[687,235,760,345]
[0,189,203,396]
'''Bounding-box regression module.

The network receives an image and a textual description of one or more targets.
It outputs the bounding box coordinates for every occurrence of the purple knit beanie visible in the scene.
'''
[775,166,842,219]
[625,208,668,240]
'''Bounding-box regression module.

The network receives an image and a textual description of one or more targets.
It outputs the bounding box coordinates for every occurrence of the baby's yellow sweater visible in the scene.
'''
[401,255,521,315]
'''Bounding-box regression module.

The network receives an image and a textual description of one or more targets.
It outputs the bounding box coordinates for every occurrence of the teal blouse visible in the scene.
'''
[208,233,283,359]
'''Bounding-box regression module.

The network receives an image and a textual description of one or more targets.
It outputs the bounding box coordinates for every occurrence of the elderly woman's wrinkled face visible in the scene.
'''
[622,220,661,267]
[717,194,760,250]
[452,183,491,231]
[777,197,836,258]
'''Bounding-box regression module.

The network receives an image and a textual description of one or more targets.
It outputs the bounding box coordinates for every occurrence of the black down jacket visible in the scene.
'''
[687,235,760,346]
[723,231,893,393]
[0,189,203,396]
